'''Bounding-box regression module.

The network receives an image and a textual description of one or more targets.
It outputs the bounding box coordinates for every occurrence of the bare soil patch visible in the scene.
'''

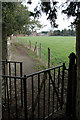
[9,40,45,75]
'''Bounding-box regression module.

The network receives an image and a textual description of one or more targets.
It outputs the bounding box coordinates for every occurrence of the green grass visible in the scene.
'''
[15,36,76,67]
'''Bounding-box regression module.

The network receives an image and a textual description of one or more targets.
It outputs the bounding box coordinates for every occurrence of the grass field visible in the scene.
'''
[15,36,76,67]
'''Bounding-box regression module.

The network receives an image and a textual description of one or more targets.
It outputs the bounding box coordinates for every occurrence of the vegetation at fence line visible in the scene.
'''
[26,48,46,70]
[15,36,76,67]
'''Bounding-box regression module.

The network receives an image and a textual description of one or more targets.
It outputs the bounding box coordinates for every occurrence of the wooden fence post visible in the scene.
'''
[48,48,50,68]
[36,42,39,56]
[29,40,31,48]
[40,43,41,58]
[36,42,37,54]
[66,52,76,119]
[34,42,36,52]
[26,40,28,49]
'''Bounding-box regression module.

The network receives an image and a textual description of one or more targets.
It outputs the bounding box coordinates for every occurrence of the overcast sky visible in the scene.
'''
[23,0,75,32]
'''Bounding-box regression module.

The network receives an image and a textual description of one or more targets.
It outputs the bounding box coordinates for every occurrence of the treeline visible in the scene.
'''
[50,29,76,36]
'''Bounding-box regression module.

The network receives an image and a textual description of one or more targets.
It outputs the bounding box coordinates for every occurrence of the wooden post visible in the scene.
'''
[26,40,28,50]
[26,40,27,47]
[40,43,41,58]
[36,42,37,54]
[48,48,50,68]
[36,42,38,56]
[29,40,31,48]
[66,52,76,119]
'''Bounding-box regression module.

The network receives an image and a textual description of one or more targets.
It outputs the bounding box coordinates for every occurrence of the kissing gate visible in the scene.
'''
[1,53,76,120]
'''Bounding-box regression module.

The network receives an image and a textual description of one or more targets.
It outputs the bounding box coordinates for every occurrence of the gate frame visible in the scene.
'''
[66,52,77,120]
[1,59,68,120]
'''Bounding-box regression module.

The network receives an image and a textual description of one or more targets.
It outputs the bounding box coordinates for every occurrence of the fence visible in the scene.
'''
[12,37,65,67]
[23,63,67,120]
[2,60,23,109]
[2,60,68,120]
[27,40,64,68]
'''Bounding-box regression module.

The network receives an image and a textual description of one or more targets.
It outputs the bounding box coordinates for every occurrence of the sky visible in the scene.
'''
[23,0,75,32]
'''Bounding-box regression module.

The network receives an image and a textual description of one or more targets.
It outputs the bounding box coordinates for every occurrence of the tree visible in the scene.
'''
[2,2,42,60]
[2,2,31,36]
[30,1,80,120]
[52,29,76,36]
[2,2,30,60]
[62,2,80,120]
[2,1,80,119]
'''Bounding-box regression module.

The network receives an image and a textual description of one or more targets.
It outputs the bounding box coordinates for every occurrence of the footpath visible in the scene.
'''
[8,39,45,75]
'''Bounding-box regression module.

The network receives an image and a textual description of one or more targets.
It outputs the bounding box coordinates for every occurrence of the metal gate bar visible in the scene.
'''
[1,60,68,120]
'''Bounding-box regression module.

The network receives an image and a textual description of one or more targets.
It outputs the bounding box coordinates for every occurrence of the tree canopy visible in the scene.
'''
[62,2,80,25]
[2,2,30,36]
[2,2,42,36]
[49,29,76,36]
[28,1,80,120]
[29,1,80,28]
[2,1,80,120]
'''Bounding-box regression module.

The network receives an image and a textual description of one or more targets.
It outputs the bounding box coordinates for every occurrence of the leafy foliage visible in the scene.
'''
[2,2,42,36]
[2,2,30,36]
[50,29,76,36]
[62,2,80,25]
[41,2,58,27]
[31,1,80,28]
[29,1,58,27]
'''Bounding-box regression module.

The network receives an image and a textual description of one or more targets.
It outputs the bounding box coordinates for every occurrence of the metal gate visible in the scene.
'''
[1,60,68,120]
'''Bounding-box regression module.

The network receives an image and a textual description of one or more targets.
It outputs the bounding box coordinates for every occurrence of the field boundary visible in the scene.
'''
[12,36,76,67]
[26,40,64,68]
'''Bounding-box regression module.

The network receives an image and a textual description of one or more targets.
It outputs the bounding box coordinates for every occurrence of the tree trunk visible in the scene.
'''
[76,20,80,120]
[2,23,7,60]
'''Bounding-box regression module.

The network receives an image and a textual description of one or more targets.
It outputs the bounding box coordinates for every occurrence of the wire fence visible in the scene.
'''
[12,37,66,68]
[26,40,65,67]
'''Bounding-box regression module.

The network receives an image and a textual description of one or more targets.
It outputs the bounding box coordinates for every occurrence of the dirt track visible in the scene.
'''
[8,39,45,75]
